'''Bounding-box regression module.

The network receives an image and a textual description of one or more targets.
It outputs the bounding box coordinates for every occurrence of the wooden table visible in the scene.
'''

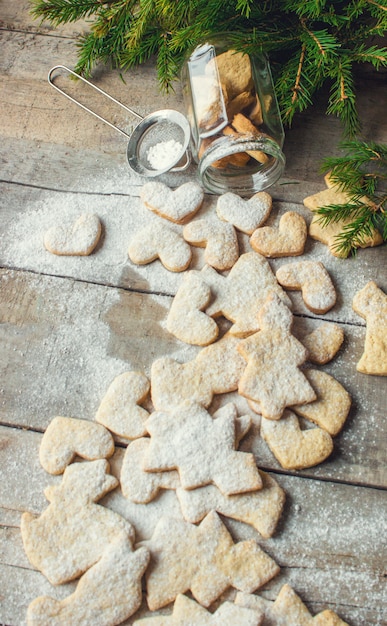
[1,2,386,624]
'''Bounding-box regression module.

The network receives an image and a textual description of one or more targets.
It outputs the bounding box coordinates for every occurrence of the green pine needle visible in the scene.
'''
[315,139,387,255]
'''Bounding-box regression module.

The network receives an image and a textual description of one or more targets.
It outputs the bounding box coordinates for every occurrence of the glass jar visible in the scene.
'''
[181,37,285,196]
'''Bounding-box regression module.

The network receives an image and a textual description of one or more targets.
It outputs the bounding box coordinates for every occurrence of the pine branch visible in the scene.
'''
[315,139,387,255]
[30,0,100,25]
[30,0,387,135]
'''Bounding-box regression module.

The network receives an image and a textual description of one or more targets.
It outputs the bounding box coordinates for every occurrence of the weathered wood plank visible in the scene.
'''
[0,426,385,626]
[0,268,386,488]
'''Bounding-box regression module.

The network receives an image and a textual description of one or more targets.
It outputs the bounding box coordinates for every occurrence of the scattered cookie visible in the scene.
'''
[216,191,272,234]
[39,416,114,475]
[304,174,383,258]
[183,218,239,270]
[352,280,387,375]
[132,593,262,625]
[276,260,336,314]
[260,410,334,470]
[176,469,285,539]
[166,271,219,345]
[140,511,279,610]
[143,400,262,495]
[120,407,253,505]
[238,293,316,419]
[27,532,150,626]
[197,251,291,337]
[95,371,150,439]
[150,334,246,410]
[128,221,192,272]
[21,460,134,585]
[302,322,344,364]
[236,586,349,625]
[44,213,102,256]
[293,369,351,436]
[250,211,307,258]
[140,181,204,224]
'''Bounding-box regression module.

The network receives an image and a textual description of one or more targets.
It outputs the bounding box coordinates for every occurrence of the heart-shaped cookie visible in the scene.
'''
[261,410,333,470]
[44,213,102,256]
[276,260,336,314]
[250,211,307,257]
[166,271,219,346]
[183,218,239,270]
[128,221,192,272]
[216,191,272,234]
[95,371,150,439]
[140,181,204,224]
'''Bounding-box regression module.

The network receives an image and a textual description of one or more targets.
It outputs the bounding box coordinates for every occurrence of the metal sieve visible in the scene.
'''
[48,65,191,177]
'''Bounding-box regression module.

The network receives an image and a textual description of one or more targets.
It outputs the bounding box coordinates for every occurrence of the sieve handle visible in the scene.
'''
[48,65,143,139]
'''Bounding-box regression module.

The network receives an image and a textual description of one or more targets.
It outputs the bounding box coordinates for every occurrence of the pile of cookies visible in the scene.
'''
[22,178,387,624]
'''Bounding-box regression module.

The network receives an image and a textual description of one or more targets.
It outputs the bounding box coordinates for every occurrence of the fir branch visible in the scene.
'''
[30,0,387,135]
[316,139,387,254]
[30,0,100,25]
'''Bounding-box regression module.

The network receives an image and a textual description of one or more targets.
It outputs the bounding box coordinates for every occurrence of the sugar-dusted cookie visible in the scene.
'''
[183,218,239,270]
[304,174,382,258]
[216,191,272,235]
[352,280,387,375]
[302,322,344,364]
[238,293,316,419]
[293,369,351,436]
[276,260,336,314]
[39,416,114,475]
[176,469,285,539]
[236,586,350,625]
[140,181,204,224]
[21,460,134,585]
[95,371,150,439]
[140,511,279,610]
[133,593,262,625]
[151,334,245,410]
[128,221,192,272]
[143,400,262,495]
[27,532,150,626]
[260,410,333,470]
[44,213,102,256]
[120,407,252,505]
[197,251,291,337]
[250,211,307,258]
[166,271,219,345]
[121,437,180,504]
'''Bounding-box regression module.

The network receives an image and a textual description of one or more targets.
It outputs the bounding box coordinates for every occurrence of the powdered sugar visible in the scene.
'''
[147,139,184,170]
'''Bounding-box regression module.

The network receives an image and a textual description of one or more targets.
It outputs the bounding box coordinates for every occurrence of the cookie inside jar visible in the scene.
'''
[182,37,286,196]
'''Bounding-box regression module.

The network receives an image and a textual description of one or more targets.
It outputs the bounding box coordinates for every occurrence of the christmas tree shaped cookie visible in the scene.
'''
[140,511,279,610]
[238,293,316,419]
[133,593,262,625]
